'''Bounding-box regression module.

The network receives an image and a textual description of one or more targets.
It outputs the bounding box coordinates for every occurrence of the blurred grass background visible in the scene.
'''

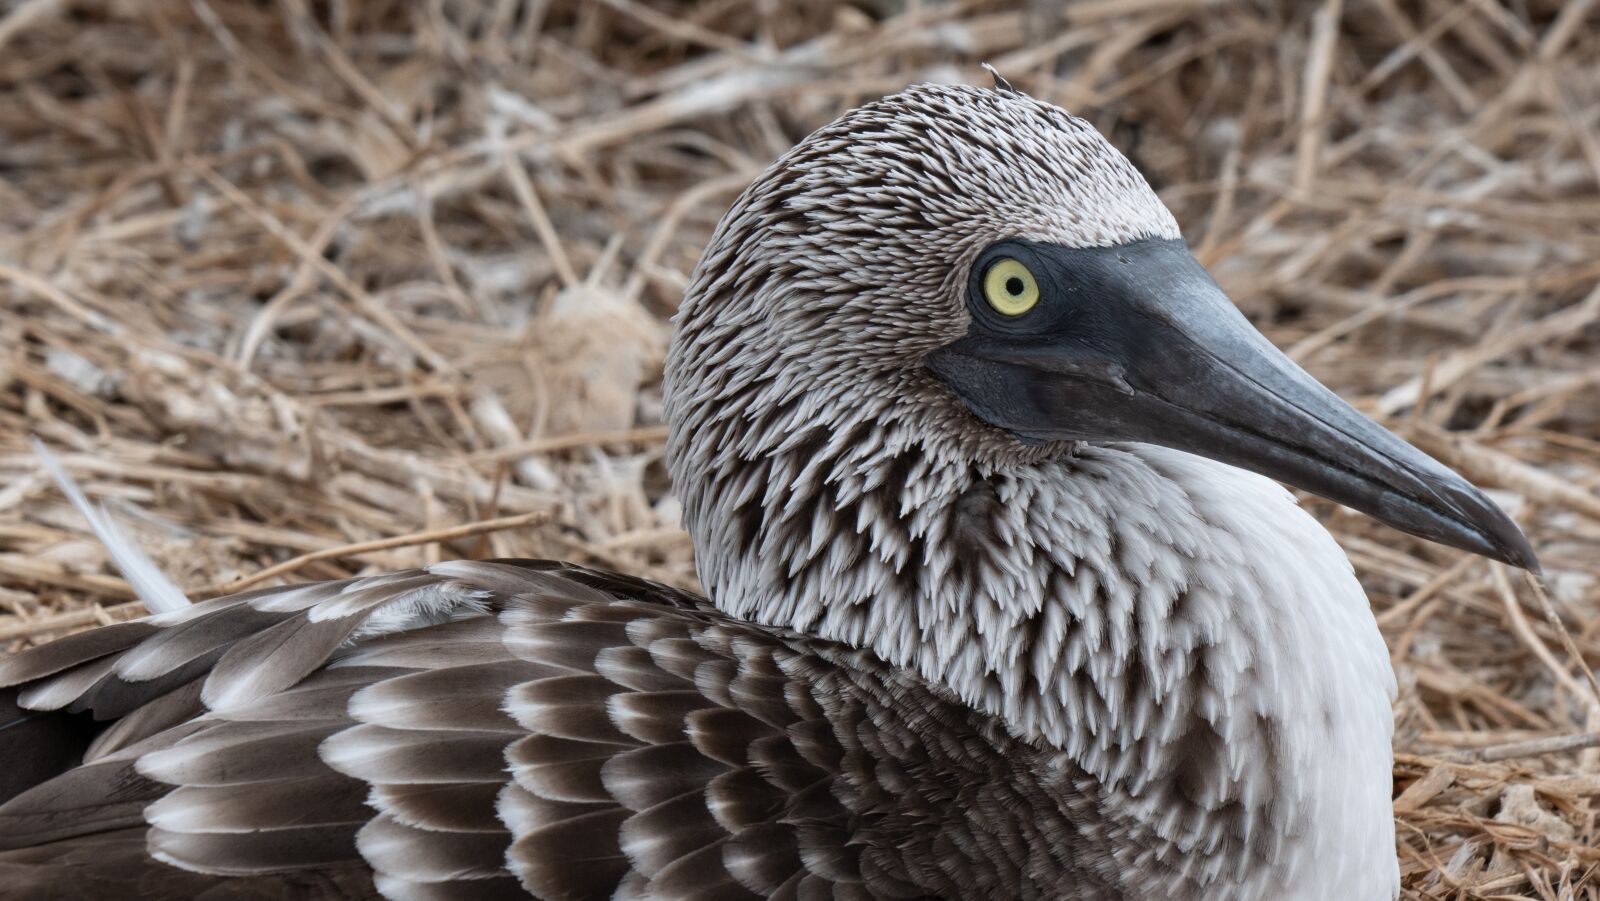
[1,0,1599,896]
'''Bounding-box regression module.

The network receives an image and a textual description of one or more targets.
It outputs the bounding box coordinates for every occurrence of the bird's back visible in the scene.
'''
[0,559,1121,901]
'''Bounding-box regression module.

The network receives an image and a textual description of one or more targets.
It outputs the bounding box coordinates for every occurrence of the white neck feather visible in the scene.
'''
[679,435,1398,900]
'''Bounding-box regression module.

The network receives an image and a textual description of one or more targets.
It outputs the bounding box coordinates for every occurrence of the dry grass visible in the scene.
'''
[1,0,1598,896]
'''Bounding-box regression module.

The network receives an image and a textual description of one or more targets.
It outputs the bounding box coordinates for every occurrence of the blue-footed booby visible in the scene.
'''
[0,82,1535,901]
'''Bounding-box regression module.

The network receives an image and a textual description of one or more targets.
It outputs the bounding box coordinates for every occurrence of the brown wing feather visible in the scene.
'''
[0,829,381,901]
[148,822,368,875]
[145,774,372,832]
[505,735,620,804]
[82,677,204,761]
[356,812,509,881]
[0,622,159,687]
[331,615,509,669]
[111,602,280,683]
[370,782,508,833]
[320,725,516,784]
[344,661,550,732]
[15,655,121,711]
[198,607,367,712]
[0,749,173,850]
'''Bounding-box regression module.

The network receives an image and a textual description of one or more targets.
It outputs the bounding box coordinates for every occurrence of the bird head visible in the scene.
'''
[664,82,1537,586]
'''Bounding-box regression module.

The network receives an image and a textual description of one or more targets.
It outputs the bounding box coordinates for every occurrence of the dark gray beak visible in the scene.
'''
[925,238,1539,571]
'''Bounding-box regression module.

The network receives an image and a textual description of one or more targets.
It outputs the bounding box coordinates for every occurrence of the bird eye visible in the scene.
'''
[981,258,1040,316]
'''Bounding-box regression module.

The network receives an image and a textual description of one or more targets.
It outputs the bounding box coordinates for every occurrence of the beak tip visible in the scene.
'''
[1448,482,1540,573]
[1493,528,1542,575]
[1478,535,1541,573]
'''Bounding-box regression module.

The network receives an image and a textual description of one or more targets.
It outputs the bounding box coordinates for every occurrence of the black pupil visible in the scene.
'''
[1005,276,1025,296]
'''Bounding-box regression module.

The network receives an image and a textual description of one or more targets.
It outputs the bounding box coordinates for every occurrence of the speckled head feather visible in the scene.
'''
[667,84,1178,459]
[665,85,1193,636]
[665,83,1400,901]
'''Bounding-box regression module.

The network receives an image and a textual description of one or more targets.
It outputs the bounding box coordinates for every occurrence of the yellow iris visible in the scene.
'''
[982,258,1040,316]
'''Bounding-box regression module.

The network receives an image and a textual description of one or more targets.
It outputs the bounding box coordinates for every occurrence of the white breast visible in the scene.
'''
[689,432,1399,900]
[1095,446,1399,901]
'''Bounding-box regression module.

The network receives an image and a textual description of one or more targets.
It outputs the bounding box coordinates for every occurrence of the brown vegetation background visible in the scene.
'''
[1,0,1598,896]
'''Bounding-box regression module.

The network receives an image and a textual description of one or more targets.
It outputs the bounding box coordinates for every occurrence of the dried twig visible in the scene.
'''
[211,509,554,595]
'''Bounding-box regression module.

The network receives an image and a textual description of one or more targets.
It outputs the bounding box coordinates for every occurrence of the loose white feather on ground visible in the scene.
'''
[28,437,191,615]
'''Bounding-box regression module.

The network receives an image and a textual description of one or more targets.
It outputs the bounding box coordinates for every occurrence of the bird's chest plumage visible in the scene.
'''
[699,442,1400,900]
[1005,447,1401,901]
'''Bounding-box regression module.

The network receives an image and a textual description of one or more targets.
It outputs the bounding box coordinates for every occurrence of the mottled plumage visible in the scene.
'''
[4,560,1135,900]
[0,82,1536,900]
